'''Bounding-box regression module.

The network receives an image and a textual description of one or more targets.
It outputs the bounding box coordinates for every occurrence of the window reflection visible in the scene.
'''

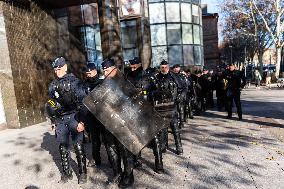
[181,3,192,23]
[152,46,168,67]
[183,45,194,66]
[194,46,202,65]
[166,3,180,22]
[121,20,137,48]
[167,24,181,45]
[192,4,199,24]
[168,46,183,66]
[182,24,193,44]
[193,25,200,44]
[149,3,165,23]
[150,24,167,46]
[123,48,138,61]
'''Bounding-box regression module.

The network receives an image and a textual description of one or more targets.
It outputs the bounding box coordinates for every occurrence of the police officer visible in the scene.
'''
[125,57,144,87]
[223,63,246,120]
[202,68,214,108]
[48,57,87,184]
[101,58,134,188]
[150,60,183,155]
[214,68,227,111]
[171,64,188,127]
[126,57,164,173]
[83,63,104,167]
[184,69,194,119]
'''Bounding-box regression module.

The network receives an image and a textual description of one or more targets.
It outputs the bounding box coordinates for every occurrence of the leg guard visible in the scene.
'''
[170,120,183,155]
[59,144,73,183]
[74,143,87,184]
[103,131,122,177]
[152,136,164,173]
[119,146,134,188]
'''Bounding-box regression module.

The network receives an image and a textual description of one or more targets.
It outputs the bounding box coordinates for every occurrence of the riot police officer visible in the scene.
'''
[171,64,188,127]
[150,60,183,155]
[203,68,214,108]
[83,63,104,167]
[223,63,246,120]
[126,57,164,173]
[184,69,194,119]
[101,58,135,188]
[192,70,207,115]
[47,57,87,184]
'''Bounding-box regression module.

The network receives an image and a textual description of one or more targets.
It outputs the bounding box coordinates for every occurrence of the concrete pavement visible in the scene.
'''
[0,88,284,189]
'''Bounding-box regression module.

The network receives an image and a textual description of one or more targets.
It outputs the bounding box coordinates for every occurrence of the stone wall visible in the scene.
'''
[0,1,86,128]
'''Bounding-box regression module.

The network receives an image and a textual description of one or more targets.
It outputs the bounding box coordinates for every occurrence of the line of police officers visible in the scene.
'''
[45,57,245,188]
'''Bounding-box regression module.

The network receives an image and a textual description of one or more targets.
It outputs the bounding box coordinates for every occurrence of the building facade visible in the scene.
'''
[0,0,203,129]
[202,5,219,71]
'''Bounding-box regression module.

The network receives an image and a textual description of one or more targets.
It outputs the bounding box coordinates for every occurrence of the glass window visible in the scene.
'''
[121,20,137,49]
[183,45,194,66]
[150,24,167,46]
[79,26,97,63]
[152,46,168,67]
[181,3,192,23]
[95,24,101,50]
[199,6,203,25]
[200,26,203,44]
[149,3,165,23]
[181,0,191,2]
[166,3,180,22]
[192,4,199,24]
[167,24,181,45]
[168,45,183,66]
[194,45,202,65]
[193,25,200,44]
[182,24,193,44]
[123,48,138,61]
[201,46,204,66]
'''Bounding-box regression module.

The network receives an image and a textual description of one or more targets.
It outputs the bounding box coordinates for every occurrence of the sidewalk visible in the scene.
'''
[0,89,284,189]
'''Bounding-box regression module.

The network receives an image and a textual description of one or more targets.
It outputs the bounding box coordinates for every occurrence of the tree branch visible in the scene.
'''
[252,0,277,44]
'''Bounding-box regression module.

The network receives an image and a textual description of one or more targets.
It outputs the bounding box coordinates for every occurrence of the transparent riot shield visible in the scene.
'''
[83,68,167,155]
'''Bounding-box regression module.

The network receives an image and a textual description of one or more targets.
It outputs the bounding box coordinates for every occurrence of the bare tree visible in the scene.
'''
[220,0,273,72]
[252,0,284,78]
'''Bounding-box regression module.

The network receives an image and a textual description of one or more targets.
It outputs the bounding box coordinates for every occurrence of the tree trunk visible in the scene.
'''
[258,51,264,75]
[275,46,281,78]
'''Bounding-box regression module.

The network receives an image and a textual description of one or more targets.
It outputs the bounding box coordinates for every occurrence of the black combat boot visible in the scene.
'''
[105,143,122,184]
[59,144,73,183]
[188,102,194,119]
[159,129,168,153]
[87,143,101,167]
[74,143,87,184]
[171,122,183,155]
[119,148,134,189]
[152,136,164,174]
[133,152,142,168]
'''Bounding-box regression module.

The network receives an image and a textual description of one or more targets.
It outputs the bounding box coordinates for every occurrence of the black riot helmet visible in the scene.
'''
[45,99,63,119]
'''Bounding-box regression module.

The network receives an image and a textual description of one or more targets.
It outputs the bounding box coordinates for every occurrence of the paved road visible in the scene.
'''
[0,88,283,189]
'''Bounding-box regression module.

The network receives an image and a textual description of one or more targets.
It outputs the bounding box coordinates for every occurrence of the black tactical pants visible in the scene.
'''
[102,129,134,185]
[170,112,183,154]
[227,91,242,119]
[85,113,103,164]
[216,89,227,111]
